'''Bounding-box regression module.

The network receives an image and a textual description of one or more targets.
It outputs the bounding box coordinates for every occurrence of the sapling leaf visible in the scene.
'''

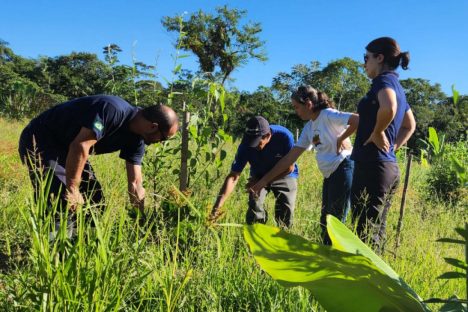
[443,257,467,270]
[436,238,465,245]
[452,85,459,105]
[437,272,465,279]
[454,227,467,240]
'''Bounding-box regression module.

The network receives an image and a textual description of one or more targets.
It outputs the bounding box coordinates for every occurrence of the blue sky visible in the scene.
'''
[2,0,467,95]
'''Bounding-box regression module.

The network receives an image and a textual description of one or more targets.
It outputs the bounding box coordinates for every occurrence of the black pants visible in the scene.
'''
[18,125,104,215]
[351,161,400,252]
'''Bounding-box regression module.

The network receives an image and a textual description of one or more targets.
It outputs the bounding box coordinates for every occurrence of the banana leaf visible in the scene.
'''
[326,214,426,308]
[244,221,426,312]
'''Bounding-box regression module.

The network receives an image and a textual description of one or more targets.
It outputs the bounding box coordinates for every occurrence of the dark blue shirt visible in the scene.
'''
[29,95,145,164]
[352,72,410,162]
[231,125,299,179]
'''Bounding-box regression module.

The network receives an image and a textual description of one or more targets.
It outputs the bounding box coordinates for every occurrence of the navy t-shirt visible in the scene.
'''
[29,95,145,164]
[231,125,299,179]
[351,72,410,162]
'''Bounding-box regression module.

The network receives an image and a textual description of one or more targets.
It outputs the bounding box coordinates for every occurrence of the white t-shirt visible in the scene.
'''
[295,108,352,178]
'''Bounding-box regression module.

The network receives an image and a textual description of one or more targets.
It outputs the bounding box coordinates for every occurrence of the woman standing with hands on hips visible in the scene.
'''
[250,86,359,245]
[351,37,416,252]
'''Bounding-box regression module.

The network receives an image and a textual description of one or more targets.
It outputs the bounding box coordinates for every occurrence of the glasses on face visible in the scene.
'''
[159,129,170,142]
[363,53,370,63]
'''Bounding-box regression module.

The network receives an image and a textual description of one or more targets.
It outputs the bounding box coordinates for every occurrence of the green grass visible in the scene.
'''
[0,118,465,311]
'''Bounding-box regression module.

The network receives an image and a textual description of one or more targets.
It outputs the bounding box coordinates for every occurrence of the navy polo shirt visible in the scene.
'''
[352,72,410,162]
[28,95,145,164]
[231,125,299,179]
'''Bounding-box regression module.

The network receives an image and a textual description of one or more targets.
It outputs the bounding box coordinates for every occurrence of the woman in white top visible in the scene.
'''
[251,85,359,244]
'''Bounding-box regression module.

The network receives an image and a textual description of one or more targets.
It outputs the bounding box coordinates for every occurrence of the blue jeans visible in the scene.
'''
[321,156,354,245]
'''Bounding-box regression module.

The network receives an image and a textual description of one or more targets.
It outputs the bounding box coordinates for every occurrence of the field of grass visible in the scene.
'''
[0,118,465,311]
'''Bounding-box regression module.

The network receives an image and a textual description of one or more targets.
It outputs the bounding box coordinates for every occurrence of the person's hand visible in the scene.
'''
[65,188,84,212]
[245,177,258,190]
[249,181,265,199]
[130,186,145,214]
[364,131,390,152]
[207,206,225,224]
[336,136,352,155]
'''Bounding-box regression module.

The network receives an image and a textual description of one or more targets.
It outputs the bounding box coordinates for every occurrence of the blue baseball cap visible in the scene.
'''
[241,116,270,147]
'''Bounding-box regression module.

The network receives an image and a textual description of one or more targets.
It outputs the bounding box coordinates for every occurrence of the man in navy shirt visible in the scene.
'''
[210,116,298,228]
[19,95,178,216]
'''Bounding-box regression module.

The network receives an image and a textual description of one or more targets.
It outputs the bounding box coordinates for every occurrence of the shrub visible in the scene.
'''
[425,141,467,205]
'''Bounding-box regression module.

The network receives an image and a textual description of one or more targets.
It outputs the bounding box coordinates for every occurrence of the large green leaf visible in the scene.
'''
[326,215,426,307]
[244,223,425,312]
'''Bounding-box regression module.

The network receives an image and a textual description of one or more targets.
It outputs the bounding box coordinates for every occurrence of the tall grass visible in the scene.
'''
[0,118,465,311]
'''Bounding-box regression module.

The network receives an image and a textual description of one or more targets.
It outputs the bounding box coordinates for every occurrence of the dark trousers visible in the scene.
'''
[18,126,104,216]
[351,161,400,252]
[321,156,354,245]
[246,176,297,228]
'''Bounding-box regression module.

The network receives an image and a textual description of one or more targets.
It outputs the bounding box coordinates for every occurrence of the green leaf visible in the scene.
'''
[326,215,424,305]
[436,238,465,245]
[449,156,467,185]
[209,83,216,97]
[443,258,467,270]
[202,127,211,138]
[428,127,440,153]
[244,223,426,312]
[437,271,465,279]
[188,125,198,139]
[424,295,468,310]
[220,150,227,161]
[455,227,468,240]
[451,84,460,105]
[173,64,182,74]
[439,300,467,312]
[189,158,197,167]
[219,89,226,112]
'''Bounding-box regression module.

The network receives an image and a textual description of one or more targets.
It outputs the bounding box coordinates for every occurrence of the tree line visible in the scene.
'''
[0,6,466,151]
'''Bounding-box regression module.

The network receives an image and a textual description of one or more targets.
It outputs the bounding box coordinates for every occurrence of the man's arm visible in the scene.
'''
[395,109,416,150]
[65,127,97,211]
[364,88,397,152]
[251,146,304,195]
[211,171,241,214]
[126,161,145,213]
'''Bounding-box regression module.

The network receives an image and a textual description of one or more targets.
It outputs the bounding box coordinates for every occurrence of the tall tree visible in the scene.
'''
[313,58,369,112]
[162,6,267,85]
[39,52,110,98]
[400,78,446,148]
[272,58,369,112]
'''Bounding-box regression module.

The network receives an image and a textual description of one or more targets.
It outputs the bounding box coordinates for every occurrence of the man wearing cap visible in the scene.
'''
[210,116,298,227]
[19,95,179,216]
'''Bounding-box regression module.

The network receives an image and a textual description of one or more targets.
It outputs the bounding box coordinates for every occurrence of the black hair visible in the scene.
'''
[291,85,335,112]
[366,37,410,70]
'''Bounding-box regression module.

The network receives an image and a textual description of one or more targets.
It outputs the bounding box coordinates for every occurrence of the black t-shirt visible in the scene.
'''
[29,95,145,164]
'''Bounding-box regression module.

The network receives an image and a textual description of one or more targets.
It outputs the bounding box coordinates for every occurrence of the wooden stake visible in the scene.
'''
[394,153,413,258]
[179,101,190,191]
